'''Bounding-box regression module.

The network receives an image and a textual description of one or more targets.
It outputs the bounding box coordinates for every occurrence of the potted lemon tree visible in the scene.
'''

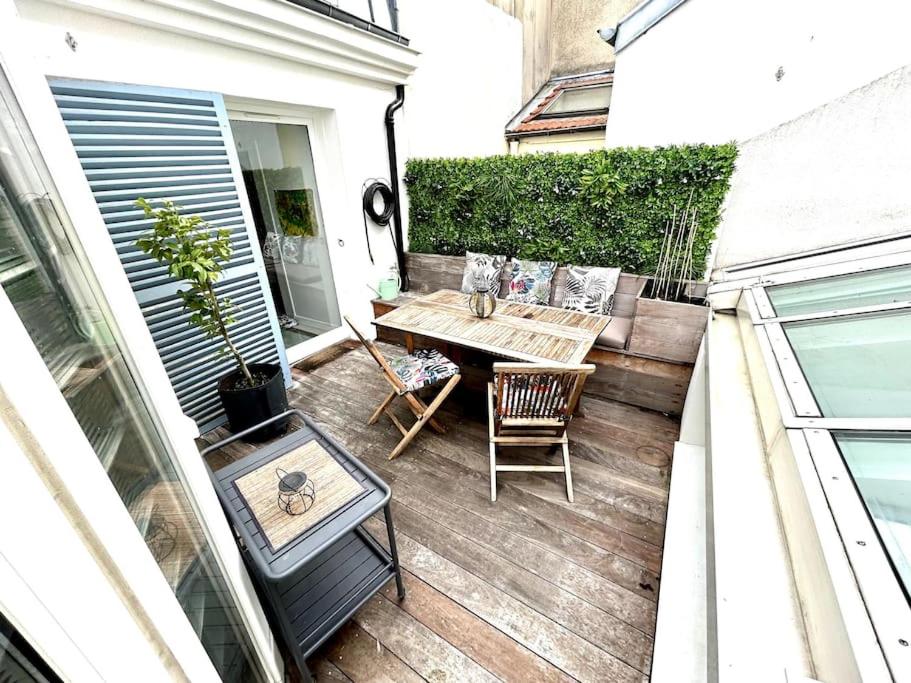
[136,199,288,440]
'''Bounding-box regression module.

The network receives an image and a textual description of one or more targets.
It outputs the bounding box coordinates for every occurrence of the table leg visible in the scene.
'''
[384,504,406,600]
[405,332,415,354]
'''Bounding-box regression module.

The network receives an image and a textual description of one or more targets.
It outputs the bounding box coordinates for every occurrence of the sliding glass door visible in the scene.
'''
[230,118,342,358]
[0,74,266,681]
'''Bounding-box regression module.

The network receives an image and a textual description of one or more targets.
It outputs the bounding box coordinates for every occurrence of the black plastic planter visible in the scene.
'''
[217,363,289,442]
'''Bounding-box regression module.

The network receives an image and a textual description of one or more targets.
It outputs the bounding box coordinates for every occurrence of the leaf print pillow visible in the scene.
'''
[506,259,557,305]
[562,265,621,315]
[460,251,507,294]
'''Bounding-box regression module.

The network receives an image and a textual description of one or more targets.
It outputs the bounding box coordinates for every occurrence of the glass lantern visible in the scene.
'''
[468,273,497,319]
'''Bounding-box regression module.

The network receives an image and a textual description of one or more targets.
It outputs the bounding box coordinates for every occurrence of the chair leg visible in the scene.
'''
[388,375,461,460]
[561,441,574,503]
[489,441,497,502]
[403,392,447,434]
[369,390,397,425]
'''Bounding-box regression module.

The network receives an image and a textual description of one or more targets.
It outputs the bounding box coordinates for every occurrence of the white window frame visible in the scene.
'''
[737,251,911,678]
[0,16,282,681]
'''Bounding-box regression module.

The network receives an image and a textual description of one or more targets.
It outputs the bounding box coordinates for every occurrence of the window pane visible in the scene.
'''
[783,311,911,417]
[0,611,60,682]
[0,79,262,681]
[768,265,911,317]
[836,432,911,595]
[545,85,611,115]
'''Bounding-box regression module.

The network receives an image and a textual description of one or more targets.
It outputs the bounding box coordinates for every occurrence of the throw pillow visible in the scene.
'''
[506,259,557,305]
[563,265,621,315]
[460,251,507,294]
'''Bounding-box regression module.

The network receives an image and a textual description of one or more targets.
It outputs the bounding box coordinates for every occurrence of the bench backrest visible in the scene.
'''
[405,253,647,318]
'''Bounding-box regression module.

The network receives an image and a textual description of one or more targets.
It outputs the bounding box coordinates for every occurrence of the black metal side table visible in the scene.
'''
[201,409,405,682]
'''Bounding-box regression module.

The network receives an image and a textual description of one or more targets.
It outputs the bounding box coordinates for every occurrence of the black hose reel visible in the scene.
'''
[361,179,397,265]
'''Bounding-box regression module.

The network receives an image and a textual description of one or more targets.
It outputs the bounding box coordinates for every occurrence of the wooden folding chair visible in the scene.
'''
[344,316,461,460]
[487,362,595,502]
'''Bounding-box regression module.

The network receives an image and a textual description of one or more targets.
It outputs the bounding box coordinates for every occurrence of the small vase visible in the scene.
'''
[468,286,497,318]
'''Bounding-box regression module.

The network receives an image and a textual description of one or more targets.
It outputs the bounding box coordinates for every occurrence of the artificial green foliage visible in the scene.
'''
[404,145,737,277]
[135,198,253,384]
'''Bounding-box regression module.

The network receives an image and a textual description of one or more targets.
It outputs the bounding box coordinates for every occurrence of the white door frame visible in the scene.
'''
[226,100,351,364]
[0,7,282,680]
[0,378,170,683]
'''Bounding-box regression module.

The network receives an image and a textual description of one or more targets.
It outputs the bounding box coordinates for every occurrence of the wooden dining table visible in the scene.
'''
[372,289,610,365]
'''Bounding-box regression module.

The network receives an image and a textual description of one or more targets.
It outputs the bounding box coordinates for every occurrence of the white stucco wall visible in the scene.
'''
[606,0,911,147]
[12,0,418,334]
[710,64,911,273]
[399,0,522,159]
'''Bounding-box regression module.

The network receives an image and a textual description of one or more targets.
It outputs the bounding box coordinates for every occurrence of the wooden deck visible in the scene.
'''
[201,342,676,683]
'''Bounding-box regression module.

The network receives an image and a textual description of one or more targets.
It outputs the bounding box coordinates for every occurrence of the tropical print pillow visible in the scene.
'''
[460,251,506,294]
[506,259,557,305]
[563,265,621,315]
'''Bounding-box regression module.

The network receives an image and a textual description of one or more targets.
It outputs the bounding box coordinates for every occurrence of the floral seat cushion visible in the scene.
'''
[461,251,507,294]
[389,348,460,392]
[506,258,557,305]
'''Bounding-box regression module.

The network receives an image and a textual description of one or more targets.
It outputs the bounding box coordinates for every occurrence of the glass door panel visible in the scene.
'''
[230,120,341,351]
[0,83,263,682]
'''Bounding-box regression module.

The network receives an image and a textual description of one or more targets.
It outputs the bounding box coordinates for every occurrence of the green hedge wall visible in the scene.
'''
[404,145,737,276]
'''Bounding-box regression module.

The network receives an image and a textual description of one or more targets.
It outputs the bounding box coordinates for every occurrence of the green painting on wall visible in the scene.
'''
[274,188,318,237]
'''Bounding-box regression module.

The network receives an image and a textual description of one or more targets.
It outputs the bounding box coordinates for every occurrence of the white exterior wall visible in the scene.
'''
[399,0,522,159]
[711,64,911,272]
[13,0,418,333]
[515,130,606,154]
[607,0,911,147]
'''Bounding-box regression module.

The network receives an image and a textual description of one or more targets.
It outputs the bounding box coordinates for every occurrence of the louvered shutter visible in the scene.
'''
[50,80,290,432]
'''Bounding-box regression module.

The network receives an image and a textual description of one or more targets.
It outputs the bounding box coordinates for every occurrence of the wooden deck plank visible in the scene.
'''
[308,658,352,682]
[362,517,645,683]
[384,500,654,674]
[316,620,424,683]
[378,570,574,683]
[354,593,500,682]
[201,343,672,683]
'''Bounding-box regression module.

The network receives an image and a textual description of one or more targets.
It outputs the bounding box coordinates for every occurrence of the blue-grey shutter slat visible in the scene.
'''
[50,80,290,433]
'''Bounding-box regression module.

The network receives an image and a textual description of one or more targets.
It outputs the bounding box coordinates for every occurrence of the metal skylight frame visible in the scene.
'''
[739,252,911,678]
[537,84,612,119]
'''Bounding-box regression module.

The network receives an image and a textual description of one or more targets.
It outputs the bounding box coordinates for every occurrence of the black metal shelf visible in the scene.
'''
[203,410,405,683]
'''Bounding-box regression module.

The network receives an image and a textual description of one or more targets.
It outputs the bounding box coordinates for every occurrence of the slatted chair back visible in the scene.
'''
[493,363,595,426]
[343,316,406,393]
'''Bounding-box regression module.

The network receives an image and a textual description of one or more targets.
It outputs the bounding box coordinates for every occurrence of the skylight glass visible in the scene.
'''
[767,265,911,317]
[836,432,911,595]
[783,310,911,417]
[543,85,611,116]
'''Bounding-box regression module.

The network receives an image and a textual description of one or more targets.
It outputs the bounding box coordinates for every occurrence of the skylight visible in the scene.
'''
[541,85,611,117]
[767,264,911,317]
[745,255,911,674]
[783,310,911,418]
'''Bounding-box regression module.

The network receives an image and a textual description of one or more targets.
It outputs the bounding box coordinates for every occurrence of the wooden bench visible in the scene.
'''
[372,253,703,416]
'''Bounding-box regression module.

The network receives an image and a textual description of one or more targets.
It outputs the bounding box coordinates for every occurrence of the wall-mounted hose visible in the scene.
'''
[361,179,397,264]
